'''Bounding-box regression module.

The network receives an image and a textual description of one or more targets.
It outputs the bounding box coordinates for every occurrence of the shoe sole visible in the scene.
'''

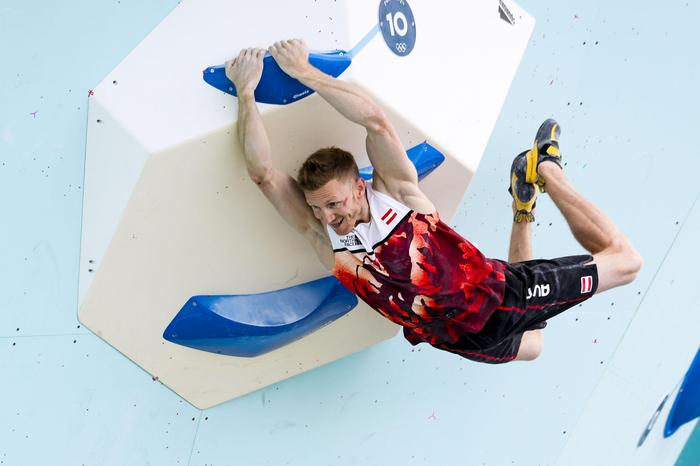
[536,119,560,149]
[526,119,561,184]
[525,142,538,184]
[511,151,537,222]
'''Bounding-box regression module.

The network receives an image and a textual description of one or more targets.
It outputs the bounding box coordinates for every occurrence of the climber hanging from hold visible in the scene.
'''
[225,39,642,364]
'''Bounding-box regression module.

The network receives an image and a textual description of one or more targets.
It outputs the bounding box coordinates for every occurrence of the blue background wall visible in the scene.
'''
[1,1,698,465]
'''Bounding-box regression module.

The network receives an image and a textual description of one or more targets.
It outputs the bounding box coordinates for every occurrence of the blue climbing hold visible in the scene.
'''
[203,51,352,105]
[665,346,700,437]
[360,141,445,181]
[163,276,358,357]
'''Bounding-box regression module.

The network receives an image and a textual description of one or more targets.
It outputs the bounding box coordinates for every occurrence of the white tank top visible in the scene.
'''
[325,184,411,255]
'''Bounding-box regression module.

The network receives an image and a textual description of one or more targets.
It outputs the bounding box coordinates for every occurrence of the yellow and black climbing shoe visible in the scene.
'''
[526,118,562,191]
[509,150,538,223]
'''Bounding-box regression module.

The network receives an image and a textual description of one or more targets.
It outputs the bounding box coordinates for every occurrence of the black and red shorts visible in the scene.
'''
[430,254,599,364]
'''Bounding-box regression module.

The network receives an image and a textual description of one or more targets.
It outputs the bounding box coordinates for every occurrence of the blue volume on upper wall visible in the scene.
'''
[163,142,445,357]
[359,141,444,182]
[203,50,352,105]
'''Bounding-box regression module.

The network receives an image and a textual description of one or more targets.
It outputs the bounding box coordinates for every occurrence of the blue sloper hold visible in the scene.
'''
[665,346,700,437]
[203,51,352,105]
[164,143,445,357]
[163,277,358,357]
[360,141,445,181]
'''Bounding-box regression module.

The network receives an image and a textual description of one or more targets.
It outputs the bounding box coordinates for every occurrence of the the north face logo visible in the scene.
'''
[526,283,550,300]
[340,234,360,248]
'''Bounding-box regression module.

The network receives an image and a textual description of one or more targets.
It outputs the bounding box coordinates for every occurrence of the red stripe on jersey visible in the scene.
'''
[381,208,393,221]
[386,212,397,224]
[526,296,586,309]
[495,306,526,315]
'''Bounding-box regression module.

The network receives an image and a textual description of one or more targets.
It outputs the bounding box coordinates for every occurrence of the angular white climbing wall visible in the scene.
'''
[78,0,534,408]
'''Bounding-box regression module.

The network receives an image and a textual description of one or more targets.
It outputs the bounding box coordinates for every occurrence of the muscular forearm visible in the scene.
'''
[236,93,273,183]
[296,66,385,130]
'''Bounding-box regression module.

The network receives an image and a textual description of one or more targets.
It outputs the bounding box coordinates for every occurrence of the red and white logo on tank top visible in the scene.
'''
[381,208,397,225]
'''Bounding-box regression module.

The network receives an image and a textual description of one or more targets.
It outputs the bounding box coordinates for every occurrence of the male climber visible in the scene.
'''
[225,40,642,363]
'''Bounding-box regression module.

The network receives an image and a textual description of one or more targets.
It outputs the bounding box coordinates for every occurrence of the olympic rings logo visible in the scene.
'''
[395,42,407,53]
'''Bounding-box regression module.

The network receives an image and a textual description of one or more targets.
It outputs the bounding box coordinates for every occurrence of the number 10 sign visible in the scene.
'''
[378,0,416,57]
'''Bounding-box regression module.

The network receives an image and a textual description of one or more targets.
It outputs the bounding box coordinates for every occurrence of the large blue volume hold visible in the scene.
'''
[163,277,358,357]
[665,346,700,437]
[203,51,352,105]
